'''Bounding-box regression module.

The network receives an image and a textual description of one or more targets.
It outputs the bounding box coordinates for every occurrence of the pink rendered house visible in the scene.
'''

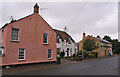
[0,3,56,66]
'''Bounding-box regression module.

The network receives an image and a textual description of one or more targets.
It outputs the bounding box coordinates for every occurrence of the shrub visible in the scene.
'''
[91,52,96,57]
[60,52,65,58]
[77,50,89,59]
[77,50,82,55]
[57,49,60,55]
[73,56,79,61]
[84,51,89,58]
[88,54,94,58]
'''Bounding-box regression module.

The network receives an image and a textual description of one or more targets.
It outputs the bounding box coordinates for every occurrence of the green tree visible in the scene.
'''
[103,35,112,42]
[83,38,98,52]
[112,39,120,54]
[97,35,101,38]
[102,35,120,54]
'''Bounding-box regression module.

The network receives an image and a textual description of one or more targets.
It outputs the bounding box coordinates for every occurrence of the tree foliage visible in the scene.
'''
[83,38,98,52]
[97,35,101,38]
[103,35,112,42]
[103,36,120,54]
[112,39,120,54]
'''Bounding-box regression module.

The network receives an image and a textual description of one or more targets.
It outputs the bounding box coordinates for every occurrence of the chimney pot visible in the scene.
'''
[34,3,39,14]
[83,32,86,38]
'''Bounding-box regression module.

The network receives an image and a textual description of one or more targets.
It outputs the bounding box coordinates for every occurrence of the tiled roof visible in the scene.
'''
[53,29,75,43]
[88,35,111,44]
[95,37,111,43]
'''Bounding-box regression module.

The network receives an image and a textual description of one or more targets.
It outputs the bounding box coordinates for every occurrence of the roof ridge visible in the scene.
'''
[1,13,34,29]
[88,35,111,43]
[54,29,75,43]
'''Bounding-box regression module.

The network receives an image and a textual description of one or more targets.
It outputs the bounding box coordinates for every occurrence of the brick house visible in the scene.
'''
[79,32,112,57]
[0,3,56,66]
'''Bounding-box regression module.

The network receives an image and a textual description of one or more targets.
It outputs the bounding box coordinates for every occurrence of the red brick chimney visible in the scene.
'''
[83,32,86,38]
[34,3,39,14]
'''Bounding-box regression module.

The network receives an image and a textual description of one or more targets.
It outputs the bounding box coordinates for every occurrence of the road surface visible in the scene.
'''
[16,55,118,75]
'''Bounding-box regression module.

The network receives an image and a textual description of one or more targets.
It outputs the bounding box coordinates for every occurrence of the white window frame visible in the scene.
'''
[11,28,19,41]
[102,50,104,55]
[63,40,66,45]
[43,33,48,44]
[57,35,60,43]
[109,50,111,54]
[0,49,4,56]
[48,49,53,59]
[18,48,25,60]
[101,43,103,46]
[70,48,72,56]
[68,38,71,44]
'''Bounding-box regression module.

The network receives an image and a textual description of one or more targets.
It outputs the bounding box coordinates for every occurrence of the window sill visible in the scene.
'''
[11,40,19,43]
[48,58,53,60]
[43,43,49,45]
[18,60,25,62]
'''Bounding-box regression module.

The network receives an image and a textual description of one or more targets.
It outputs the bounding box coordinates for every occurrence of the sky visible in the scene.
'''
[0,1,119,42]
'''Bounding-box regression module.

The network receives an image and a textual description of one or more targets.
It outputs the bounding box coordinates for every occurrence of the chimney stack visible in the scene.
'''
[34,3,39,14]
[83,32,86,38]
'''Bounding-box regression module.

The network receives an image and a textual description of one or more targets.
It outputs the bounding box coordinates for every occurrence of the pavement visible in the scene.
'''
[2,55,119,75]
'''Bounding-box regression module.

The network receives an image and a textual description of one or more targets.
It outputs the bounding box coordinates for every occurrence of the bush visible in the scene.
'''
[57,49,60,55]
[77,50,82,55]
[60,52,65,58]
[73,56,79,61]
[77,50,89,59]
[84,51,89,58]
[91,52,96,57]
[88,54,94,58]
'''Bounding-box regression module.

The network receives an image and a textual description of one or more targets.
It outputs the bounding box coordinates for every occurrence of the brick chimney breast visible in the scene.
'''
[34,3,39,14]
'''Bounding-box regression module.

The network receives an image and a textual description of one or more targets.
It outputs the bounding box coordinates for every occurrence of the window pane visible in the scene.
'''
[43,33,48,43]
[48,49,52,59]
[11,28,19,41]
[0,50,2,55]
[18,48,25,60]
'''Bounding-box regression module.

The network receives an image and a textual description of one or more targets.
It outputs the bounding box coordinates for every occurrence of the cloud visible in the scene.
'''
[1,2,118,42]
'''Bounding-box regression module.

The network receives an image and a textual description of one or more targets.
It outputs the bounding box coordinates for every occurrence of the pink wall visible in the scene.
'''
[1,13,57,66]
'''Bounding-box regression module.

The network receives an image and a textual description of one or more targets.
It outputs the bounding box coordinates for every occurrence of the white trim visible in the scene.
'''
[0,48,4,55]
[43,42,48,44]
[43,33,48,44]
[18,48,25,61]
[102,50,104,55]
[101,43,103,46]
[11,39,19,42]
[48,57,53,59]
